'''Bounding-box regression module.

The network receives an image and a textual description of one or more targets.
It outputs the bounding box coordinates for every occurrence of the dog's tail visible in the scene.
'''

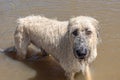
[0,46,17,53]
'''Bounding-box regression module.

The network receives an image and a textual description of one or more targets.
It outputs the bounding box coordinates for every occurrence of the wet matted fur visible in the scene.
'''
[14,15,100,80]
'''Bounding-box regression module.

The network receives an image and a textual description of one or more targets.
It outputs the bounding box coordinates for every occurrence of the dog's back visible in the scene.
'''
[15,15,69,59]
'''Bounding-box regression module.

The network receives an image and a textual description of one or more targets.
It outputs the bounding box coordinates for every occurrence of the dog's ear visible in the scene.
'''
[91,18,101,43]
[67,18,73,35]
[67,17,78,35]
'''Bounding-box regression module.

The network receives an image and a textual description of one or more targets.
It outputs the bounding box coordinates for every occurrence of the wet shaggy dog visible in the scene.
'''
[14,15,100,80]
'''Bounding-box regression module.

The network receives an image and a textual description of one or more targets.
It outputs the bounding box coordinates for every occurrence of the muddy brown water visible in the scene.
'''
[0,0,120,80]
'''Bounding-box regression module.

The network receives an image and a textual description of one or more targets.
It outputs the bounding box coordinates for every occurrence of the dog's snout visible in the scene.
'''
[75,48,88,59]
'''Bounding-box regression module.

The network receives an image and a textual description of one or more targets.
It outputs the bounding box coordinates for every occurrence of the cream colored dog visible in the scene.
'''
[14,15,100,80]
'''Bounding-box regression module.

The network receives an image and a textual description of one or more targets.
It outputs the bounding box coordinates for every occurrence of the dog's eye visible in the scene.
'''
[85,28,92,35]
[72,29,79,36]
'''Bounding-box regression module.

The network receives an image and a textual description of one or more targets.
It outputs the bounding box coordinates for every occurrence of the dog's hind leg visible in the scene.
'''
[14,25,30,60]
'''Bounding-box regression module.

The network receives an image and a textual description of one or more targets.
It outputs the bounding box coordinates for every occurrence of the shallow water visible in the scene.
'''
[0,0,120,80]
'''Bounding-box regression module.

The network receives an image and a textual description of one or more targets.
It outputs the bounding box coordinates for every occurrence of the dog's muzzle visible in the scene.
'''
[75,47,89,59]
[73,35,90,59]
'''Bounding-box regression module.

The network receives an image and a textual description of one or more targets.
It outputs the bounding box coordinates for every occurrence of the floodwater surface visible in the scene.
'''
[0,0,120,80]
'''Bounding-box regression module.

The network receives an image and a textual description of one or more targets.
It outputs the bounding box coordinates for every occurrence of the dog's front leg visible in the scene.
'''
[65,72,75,80]
[84,65,92,80]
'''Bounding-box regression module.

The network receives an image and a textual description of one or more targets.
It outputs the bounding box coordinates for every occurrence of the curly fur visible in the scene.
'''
[14,15,99,80]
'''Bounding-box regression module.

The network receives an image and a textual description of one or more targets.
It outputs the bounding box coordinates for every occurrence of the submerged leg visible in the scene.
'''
[41,48,49,57]
[65,72,75,80]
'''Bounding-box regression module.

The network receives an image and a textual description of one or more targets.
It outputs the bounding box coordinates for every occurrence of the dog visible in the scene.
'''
[14,15,100,80]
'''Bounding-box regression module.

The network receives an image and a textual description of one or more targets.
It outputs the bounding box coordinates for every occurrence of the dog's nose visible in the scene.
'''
[75,48,87,59]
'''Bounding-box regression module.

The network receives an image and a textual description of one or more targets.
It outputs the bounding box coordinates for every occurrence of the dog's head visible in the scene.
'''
[68,16,100,62]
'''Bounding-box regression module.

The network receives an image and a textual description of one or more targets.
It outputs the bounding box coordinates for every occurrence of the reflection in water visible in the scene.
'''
[0,51,66,80]
[0,53,36,80]
[0,0,120,80]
